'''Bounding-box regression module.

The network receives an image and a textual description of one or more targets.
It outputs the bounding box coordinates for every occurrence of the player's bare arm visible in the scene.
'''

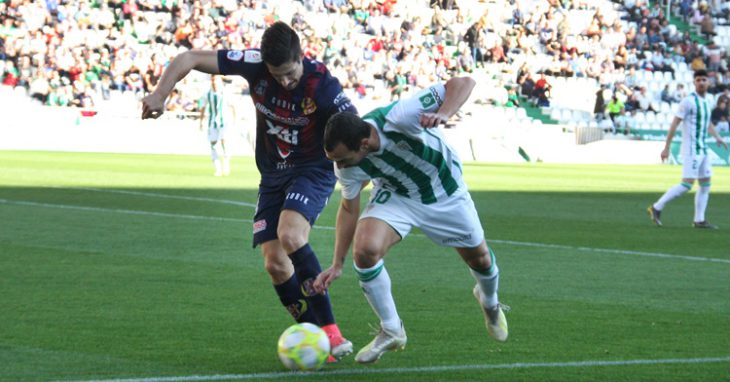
[198,98,208,131]
[661,116,682,161]
[313,194,361,294]
[141,50,220,120]
[419,76,476,128]
[314,180,369,294]
[709,123,729,149]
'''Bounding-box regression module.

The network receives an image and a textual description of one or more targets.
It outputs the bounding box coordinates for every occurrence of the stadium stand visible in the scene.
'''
[1,0,729,157]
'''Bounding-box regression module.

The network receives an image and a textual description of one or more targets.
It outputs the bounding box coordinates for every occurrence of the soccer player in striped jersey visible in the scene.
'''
[648,70,728,228]
[141,22,355,361]
[199,75,232,176]
[312,76,508,363]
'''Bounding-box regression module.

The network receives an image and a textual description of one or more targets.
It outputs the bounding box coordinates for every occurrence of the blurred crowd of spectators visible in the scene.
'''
[2,0,730,131]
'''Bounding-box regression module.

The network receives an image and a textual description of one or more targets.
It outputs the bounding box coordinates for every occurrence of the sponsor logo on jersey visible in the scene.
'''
[396,141,413,152]
[333,91,348,106]
[254,79,268,96]
[337,102,353,112]
[253,219,267,233]
[277,145,292,159]
[226,50,244,61]
[333,91,352,112]
[276,161,293,170]
[244,50,262,63]
[429,86,444,106]
[271,96,296,111]
[255,102,309,126]
[301,97,317,114]
[419,92,436,108]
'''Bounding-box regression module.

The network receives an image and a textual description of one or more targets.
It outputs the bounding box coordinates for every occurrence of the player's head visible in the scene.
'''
[693,69,709,94]
[324,112,372,168]
[261,21,304,91]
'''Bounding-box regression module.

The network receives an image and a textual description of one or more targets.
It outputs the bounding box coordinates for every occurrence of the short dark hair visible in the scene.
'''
[324,112,371,152]
[261,21,302,67]
[694,69,708,78]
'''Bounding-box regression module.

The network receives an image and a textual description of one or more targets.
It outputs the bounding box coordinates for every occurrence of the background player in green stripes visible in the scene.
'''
[199,75,233,176]
[312,76,508,363]
[648,70,728,229]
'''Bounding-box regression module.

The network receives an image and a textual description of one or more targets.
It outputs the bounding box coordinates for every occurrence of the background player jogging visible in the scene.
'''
[199,75,233,176]
[648,69,728,229]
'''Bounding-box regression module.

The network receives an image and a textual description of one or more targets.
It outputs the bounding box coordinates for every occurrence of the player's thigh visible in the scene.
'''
[281,167,337,228]
[254,168,335,247]
[359,189,416,241]
[353,217,402,268]
[418,191,485,248]
[277,209,311,251]
[254,179,288,247]
[697,154,712,179]
[681,153,708,179]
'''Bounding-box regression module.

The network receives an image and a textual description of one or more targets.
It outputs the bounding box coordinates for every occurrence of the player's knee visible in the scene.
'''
[263,253,292,280]
[465,252,491,270]
[352,244,384,269]
[276,229,307,253]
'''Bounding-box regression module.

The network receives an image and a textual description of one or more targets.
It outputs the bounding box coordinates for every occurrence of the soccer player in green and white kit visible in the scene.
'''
[200,75,233,176]
[312,76,508,363]
[648,70,728,228]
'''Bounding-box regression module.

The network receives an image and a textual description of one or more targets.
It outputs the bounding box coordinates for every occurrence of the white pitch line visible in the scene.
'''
[56,356,730,382]
[489,239,730,264]
[50,186,258,208]
[2,198,730,265]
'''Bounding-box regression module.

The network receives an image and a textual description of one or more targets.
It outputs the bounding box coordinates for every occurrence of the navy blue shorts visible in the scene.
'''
[252,167,336,247]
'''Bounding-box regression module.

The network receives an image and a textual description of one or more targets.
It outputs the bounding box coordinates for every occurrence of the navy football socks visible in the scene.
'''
[289,244,336,325]
[274,274,318,324]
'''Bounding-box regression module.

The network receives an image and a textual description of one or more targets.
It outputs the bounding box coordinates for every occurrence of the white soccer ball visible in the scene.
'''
[277,323,331,371]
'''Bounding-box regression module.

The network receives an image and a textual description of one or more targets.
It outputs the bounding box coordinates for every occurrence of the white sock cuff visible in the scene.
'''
[354,259,385,282]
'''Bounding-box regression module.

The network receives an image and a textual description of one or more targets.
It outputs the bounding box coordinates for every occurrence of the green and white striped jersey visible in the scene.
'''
[205,90,227,130]
[335,84,466,204]
[676,91,711,155]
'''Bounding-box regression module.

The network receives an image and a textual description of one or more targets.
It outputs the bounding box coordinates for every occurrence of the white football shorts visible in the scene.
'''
[208,126,227,142]
[360,187,485,248]
[681,153,712,179]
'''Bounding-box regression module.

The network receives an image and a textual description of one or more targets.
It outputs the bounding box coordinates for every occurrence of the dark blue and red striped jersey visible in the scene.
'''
[217,49,356,175]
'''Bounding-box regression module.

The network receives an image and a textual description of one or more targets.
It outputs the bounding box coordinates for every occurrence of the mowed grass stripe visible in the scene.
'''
[2,152,729,382]
[2,197,729,265]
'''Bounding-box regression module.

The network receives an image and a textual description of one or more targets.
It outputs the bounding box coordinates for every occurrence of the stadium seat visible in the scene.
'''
[504,107,517,119]
[660,102,671,113]
[645,112,657,123]
[560,109,573,122]
[516,108,527,119]
[550,108,561,121]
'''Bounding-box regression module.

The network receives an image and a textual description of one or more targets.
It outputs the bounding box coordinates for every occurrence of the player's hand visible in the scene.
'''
[141,93,165,119]
[420,112,449,128]
[660,147,669,162]
[313,265,342,294]
[717,138,729,150]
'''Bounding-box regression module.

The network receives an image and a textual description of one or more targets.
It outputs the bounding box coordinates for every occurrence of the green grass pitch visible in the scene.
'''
[1,151,729,382]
